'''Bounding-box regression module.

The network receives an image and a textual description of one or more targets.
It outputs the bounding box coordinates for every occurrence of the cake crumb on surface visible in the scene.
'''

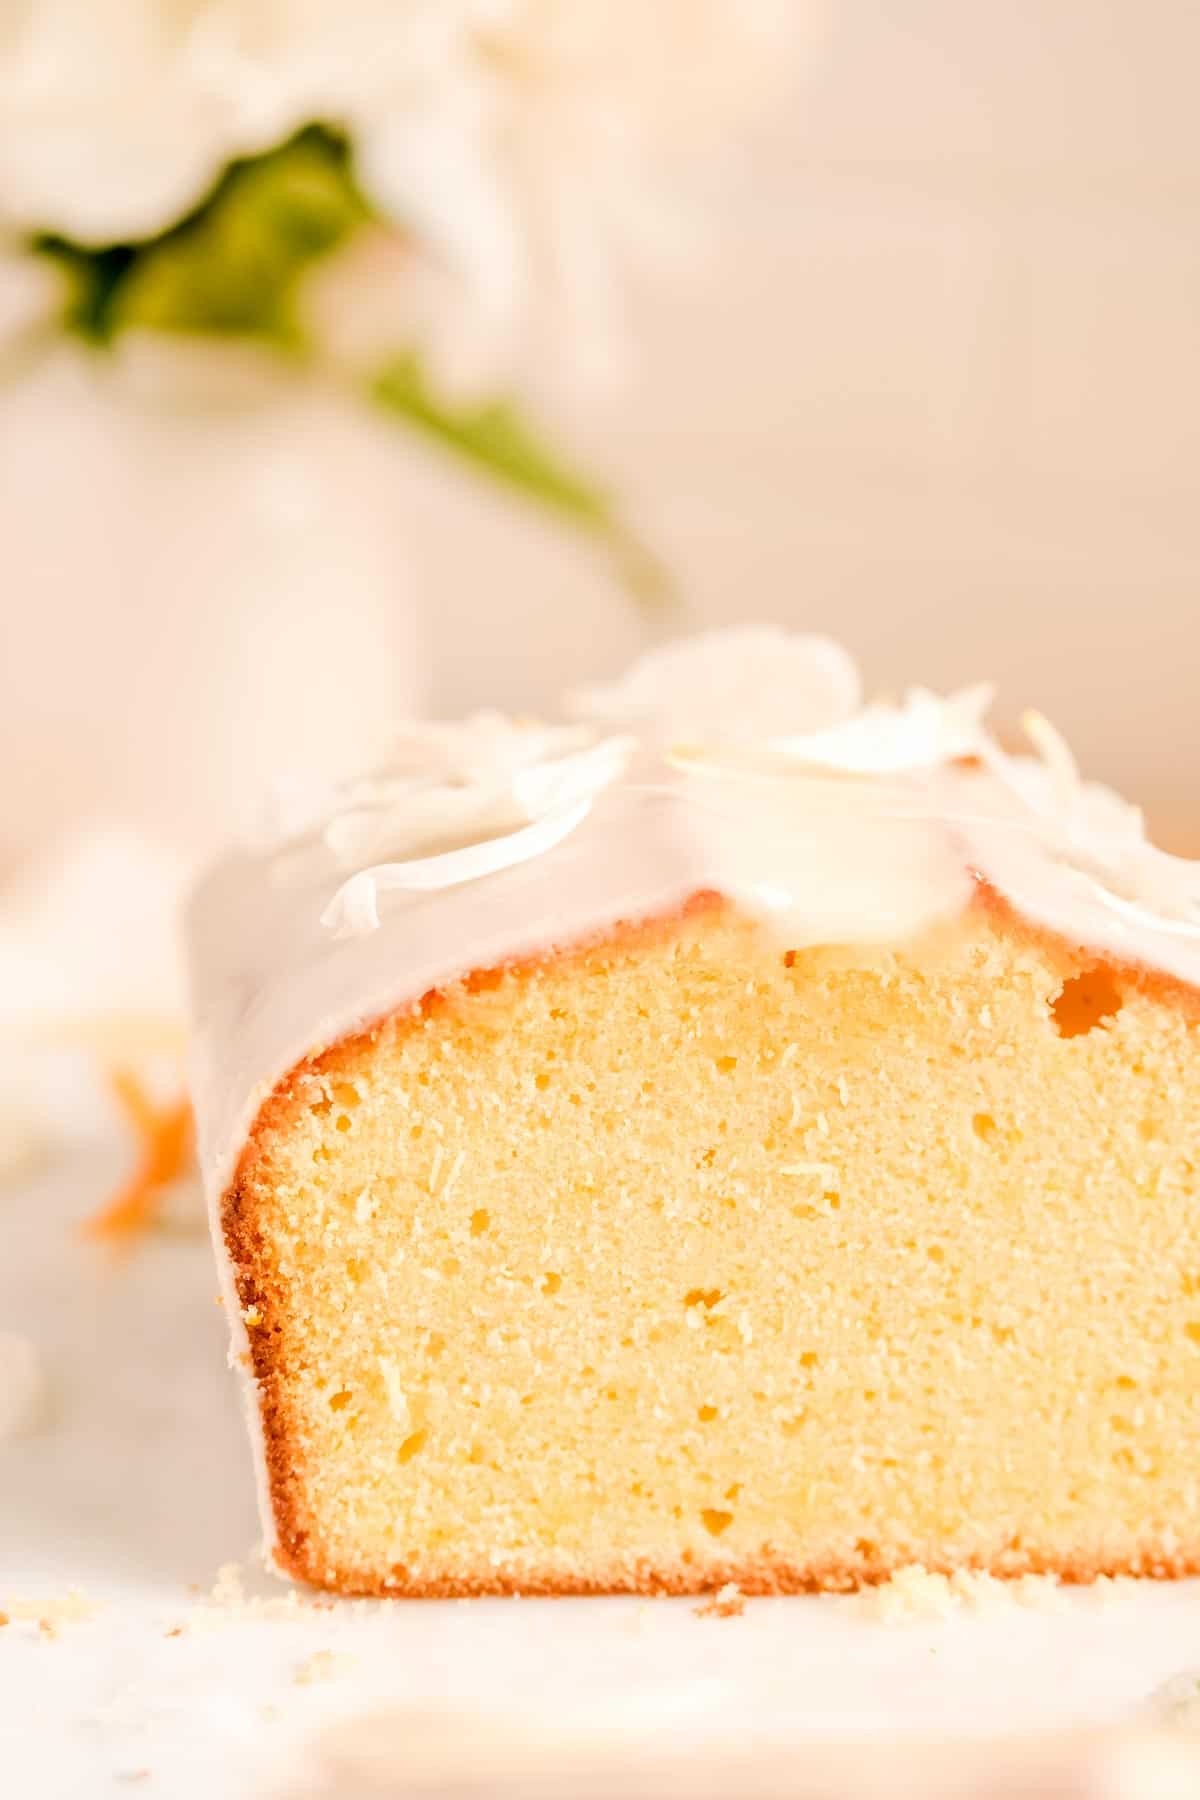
[695,1582,745,1619]
[295,1650,357,1685]
[856,1565,1067,1622]
[1088,1573,1142,1606]
[186,1559,324,1630]
[188,1548,347,1634]
[1146,1670,1200,1729]
[2,1589,98,1636]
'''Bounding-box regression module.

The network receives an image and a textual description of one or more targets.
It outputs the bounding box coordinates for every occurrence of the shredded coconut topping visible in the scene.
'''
[256,629,1200,952]
[277,718,634,938]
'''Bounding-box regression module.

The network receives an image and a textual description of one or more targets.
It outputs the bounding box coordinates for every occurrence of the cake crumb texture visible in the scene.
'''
[226,900,1200,1596]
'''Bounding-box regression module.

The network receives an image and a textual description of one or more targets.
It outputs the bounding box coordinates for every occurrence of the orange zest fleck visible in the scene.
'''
[81,1069,194,1243]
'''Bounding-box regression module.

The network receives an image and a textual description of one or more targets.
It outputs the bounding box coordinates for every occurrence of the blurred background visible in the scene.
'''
[2,11,1200,1783]
[1,0,1198,1035]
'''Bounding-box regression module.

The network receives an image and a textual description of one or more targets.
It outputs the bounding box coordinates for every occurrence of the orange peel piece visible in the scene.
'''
[81,1069,194,1243]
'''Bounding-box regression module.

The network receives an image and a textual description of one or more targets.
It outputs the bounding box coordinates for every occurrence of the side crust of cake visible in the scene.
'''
[222,887,1200,1598]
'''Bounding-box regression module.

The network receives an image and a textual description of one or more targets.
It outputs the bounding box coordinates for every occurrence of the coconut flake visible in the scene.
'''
[321,800,594,938]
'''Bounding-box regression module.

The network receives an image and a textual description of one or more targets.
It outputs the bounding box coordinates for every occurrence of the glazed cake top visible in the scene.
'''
[187,628,1200,1201]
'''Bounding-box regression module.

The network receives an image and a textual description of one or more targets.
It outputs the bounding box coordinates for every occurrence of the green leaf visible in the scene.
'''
[32,126,366,347]
[32,240,137,343]
[372,354,671,607]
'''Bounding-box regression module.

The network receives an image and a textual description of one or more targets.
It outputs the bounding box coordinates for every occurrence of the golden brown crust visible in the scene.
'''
[221,881,1200,1599]
[269,1543,1200,1601]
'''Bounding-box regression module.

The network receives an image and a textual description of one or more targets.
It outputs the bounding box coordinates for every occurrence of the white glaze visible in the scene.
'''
[186,629,1200,1563]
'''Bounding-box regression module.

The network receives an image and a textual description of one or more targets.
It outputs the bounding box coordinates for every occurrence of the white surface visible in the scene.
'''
[6,1135,1200,1798]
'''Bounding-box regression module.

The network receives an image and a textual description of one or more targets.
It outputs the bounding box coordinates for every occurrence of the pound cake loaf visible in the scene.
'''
[188,630,1200,1597]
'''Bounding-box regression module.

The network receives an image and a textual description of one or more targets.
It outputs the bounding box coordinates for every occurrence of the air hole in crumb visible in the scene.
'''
[605,1387,620,1402]
[442,1256,461,1278]
[541,1272,562,1296]
[782,950,798,969]
[332,1082,360,1109]
[328,1390,353,1412]
[799,1351,819,1369]
[697,1405,718,1423]
[534,1071,551,1092]
[780,1414,806,1438]
[927,1244,946,1264]
[425,1333,446,1360]
[1115,1374,1137,1390]
[684,1288,723,1310]
[972,1112,998,1142]
[1185,1322,1200,1346]
[397,1429,428,1464]
[335,1114,352,1133]
[1050,969,1124,1038]
[714,1055,738,1074]
[855,1537,880,1560]
[725,1482,742,1501]
[470,1209,491,1237]
[346,1257,366,1286]
[701,1508,734,1537]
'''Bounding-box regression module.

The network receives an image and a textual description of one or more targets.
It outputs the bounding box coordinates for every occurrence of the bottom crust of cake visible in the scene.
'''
[269,1545,1200,1603]
[224,889,1200,1598]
